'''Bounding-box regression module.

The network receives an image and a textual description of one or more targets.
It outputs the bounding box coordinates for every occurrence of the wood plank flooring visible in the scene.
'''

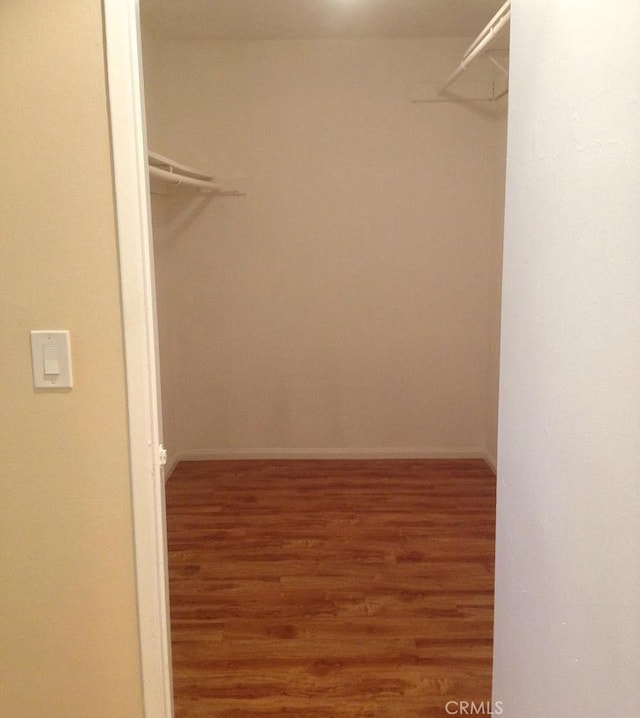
[166,459,496,718]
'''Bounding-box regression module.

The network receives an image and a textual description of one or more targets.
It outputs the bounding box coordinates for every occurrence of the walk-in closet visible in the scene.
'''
[140,1,509,714]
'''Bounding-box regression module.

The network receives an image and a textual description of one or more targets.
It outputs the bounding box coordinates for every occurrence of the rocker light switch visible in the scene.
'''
[43,344,60,376]
[30,330,73,389]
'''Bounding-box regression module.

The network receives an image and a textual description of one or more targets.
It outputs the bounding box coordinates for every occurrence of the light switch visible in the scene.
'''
[43,344,60,376]
[30,330,73,389]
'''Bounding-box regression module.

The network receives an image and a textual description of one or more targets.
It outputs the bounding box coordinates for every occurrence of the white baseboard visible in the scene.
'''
[166,447,496,471]
[483,452,497,473]
[163,454,181,482]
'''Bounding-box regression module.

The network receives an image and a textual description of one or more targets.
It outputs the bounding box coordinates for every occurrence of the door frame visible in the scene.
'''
[103,1,174,716]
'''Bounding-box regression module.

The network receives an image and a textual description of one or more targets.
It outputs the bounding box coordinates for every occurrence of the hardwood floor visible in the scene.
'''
[166,459,496,717]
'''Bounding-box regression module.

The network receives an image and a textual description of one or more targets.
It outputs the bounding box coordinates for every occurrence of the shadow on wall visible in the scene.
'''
[150,194,213,246]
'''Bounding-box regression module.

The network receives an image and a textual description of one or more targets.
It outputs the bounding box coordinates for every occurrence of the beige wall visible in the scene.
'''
[144,37,506,463]
[144,36,506,464]
[0,2,143,716]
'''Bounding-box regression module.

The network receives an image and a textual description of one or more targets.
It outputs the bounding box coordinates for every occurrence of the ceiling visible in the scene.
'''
[141,0,508,41]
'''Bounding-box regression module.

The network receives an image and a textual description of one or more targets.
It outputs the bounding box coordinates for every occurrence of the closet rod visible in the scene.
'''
[149,164,222,192]
[440,0,511,93]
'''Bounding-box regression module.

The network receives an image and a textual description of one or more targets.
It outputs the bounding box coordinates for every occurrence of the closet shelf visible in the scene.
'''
[148,151,245,196]
[413,0,510,103]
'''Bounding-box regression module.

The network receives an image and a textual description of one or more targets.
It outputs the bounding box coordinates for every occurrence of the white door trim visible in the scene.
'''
[103,1,173,716]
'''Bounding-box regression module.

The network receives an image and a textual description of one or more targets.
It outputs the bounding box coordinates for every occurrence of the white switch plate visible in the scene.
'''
[30,330,73,389]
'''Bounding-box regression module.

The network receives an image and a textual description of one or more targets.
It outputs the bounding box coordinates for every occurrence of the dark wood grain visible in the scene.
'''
[166,459,496,717]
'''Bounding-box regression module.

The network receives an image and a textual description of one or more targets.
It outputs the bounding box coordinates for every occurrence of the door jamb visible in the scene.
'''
[103,1,174,716]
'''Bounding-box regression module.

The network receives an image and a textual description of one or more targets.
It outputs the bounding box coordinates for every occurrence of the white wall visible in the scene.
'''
[484,113,507,463]
[493,1,640,715]
[143,36,506,463]
[0,1,144,716]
